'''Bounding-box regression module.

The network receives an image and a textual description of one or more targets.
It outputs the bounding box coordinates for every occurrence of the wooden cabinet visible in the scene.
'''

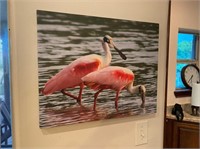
[164,118,199,148]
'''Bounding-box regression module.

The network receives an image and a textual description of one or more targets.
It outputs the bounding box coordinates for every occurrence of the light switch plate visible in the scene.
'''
[135,120,148,145]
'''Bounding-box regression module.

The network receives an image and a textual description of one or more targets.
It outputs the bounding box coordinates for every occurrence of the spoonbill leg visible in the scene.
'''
[77,83,84,103]
[93,88,104,111]
[115,90,120,111]
[61,83,84,104]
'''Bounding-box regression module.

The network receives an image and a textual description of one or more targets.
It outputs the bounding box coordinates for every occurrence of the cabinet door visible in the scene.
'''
[173,121,199,148]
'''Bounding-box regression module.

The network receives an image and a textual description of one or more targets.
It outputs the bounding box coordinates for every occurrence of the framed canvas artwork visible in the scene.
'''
[37,10,159,128]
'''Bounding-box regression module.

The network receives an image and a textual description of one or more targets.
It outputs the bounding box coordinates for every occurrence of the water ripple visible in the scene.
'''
[37,10,159,127]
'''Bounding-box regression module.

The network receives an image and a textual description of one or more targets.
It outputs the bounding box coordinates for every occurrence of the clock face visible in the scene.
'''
[181,64,200,88]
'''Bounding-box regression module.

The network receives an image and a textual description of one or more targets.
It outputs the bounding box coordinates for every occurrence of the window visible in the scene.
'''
[1,0,12,148]
[175,29,199,97]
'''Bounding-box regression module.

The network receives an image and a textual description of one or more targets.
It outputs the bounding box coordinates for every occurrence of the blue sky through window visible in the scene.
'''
[176,63,187,89]
[177,33,195,60]
[176,33,196,89]
[0,39,3,75]
[0,39,3,95]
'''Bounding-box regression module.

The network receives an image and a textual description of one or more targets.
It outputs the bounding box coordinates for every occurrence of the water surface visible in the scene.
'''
[37,10,159,128]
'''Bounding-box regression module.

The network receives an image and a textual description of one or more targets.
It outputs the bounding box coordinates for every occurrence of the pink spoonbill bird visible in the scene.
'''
[41,35,126,104]
[82,66,146,111]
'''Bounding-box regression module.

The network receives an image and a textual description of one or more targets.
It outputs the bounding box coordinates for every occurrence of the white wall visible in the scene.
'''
[167,0,200,106]
[9,0,169,148]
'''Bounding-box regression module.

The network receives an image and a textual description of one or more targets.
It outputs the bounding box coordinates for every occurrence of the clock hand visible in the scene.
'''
[188,75,193,83]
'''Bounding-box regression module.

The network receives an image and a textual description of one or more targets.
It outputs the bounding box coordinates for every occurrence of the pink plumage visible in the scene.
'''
[42,54,102,95]
[82,66,143,111]
[82,66,134,91]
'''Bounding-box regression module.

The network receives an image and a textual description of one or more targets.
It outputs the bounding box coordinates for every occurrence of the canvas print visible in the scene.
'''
[37,10,159,128]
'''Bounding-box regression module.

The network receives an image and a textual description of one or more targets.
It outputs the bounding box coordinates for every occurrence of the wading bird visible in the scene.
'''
[82,66,146,111]
[41,35,126,104]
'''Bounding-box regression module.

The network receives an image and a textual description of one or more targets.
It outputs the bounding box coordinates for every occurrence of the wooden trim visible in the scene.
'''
[164,119,173,148]
[174,89,191,98]
[163,0,171,148]
[177,59,197,64]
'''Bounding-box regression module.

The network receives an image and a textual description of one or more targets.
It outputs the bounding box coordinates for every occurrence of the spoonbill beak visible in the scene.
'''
[103,35,127,60]
[113,44,127,60]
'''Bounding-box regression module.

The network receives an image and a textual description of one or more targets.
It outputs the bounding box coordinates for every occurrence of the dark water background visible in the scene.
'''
[37,10,159,128]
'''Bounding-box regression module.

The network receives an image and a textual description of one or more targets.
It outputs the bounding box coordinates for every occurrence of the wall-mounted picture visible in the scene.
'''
[37,10,159,128]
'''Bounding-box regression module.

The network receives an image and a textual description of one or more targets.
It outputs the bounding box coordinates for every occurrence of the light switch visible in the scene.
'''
[135,120,148,145]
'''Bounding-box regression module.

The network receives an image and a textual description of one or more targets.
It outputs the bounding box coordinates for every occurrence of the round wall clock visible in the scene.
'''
[181,64,200,89]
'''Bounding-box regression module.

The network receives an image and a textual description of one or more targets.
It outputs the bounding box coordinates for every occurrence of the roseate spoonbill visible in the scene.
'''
[82,66,146,111]
[41,35,126,104]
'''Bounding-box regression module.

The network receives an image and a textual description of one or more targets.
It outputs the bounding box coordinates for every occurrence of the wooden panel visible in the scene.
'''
[163,119,173,148]
[164,118,200,148]
[173,121,199,148]
[179,127,199,148]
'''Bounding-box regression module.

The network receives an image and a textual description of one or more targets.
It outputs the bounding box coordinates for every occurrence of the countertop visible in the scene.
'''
[166,104,200,123]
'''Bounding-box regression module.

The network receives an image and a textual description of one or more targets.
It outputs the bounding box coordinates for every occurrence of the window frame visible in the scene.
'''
[174,29,200,97]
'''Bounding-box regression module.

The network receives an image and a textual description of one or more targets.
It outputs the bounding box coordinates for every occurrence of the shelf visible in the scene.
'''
[174,89,191,98]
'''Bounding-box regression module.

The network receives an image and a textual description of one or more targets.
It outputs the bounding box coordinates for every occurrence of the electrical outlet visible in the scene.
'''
[135,120,148,145]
